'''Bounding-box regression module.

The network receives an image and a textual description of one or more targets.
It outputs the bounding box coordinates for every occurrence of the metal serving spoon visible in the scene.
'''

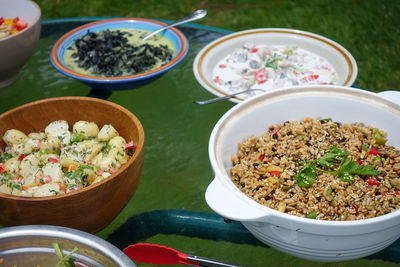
[142,9,207,41]
[194,88,265,105]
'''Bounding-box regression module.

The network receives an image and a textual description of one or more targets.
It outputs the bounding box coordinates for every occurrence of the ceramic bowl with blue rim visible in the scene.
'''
[50,18,189,90]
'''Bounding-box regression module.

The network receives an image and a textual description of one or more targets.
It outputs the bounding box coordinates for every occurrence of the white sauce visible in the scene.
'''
[212,43,339,99]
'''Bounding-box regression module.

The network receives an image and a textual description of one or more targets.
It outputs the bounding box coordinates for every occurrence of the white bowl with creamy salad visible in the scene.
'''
[193,28,357,103]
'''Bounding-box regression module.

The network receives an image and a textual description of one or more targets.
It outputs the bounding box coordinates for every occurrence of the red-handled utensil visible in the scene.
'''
[123,243,246,267]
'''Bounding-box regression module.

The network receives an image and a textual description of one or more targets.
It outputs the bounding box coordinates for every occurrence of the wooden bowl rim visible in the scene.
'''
[0,96,145,201]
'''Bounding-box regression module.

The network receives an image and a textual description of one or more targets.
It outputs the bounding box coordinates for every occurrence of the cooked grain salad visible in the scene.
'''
[230,117,400,221]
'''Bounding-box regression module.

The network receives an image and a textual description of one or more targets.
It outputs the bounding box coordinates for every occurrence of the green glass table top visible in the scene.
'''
[0,18,399,267]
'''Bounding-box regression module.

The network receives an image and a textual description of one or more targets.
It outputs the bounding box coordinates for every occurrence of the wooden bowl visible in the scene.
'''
[0,97,145,234]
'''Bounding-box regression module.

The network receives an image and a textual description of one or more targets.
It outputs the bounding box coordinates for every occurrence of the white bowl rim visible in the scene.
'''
[193,28,358,103]
[208,85,400,227]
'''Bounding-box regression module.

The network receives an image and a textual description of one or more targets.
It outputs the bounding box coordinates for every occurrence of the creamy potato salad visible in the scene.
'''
[0,120,135,197]
[213,43,339,99]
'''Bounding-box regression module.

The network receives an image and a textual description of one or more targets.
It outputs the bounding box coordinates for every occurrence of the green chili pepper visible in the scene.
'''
[373,128,387,145]
[306,211,317,219]
[361,144,368,151]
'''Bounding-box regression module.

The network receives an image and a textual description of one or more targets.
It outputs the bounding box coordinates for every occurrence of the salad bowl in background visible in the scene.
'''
[0,0,41,88]
[0,97,145,234]
[193,28,358,103]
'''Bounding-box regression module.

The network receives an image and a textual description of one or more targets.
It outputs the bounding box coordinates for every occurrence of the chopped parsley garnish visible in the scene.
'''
[71,133,83,143]
[0,152,12,162]
[295,145,381,187]
[265,54,281,70]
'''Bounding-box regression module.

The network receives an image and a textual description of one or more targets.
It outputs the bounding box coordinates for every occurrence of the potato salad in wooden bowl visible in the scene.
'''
[0,120,135,197]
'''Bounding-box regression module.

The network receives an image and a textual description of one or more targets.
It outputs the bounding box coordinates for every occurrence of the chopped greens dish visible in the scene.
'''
[66,29,174,77]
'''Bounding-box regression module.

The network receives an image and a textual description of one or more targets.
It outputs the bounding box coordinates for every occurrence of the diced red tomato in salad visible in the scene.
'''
[48,157,58,163]
[369,148,379,155]
[269,171,280,177]
[366,177,380,186]
[270,128,280,135]
[124,141,136,150]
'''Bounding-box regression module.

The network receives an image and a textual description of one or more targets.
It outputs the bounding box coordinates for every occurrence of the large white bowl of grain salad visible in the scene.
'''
[205,85,400,262]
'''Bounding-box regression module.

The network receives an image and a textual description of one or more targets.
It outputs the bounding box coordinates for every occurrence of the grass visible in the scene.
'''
[34,0,399,92]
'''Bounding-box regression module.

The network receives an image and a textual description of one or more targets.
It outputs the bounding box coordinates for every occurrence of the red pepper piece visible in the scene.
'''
[381,191,387,196]
[218,64,227,68]
[254,69,268,84]
[124,141,136,150]
[15,20,28,31]
[269,171,280,177]
[366,177,380,186]
[357,160,363,165]
[66,185,80,193]
[350,206,359,215]
[259,154,264,161]
[42,176,52,184]
[48,157,58,163]
[0,163,4,174]
[19,154,25,162]
[369,148,379,155]
[14,177,23,184]
[250,48,258,53]
[57,182,66,193]
[270,128,280,135]
[0,17,4,26]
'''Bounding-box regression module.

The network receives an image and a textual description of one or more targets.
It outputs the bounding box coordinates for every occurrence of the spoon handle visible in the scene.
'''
[194,89,264,105]
[142,9,207,41]
[187,255,247,267]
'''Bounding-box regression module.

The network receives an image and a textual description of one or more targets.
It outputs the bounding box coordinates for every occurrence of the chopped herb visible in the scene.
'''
[102,142,111,154]
[295,145,381,187]
[361,144,368,151]
[71,133,83,143]
[65,171,76,179]
[53,242,78,267]
[294,161,317,187]
[265,54,281,70]
[78,165,94,170]
[0,153,12,162]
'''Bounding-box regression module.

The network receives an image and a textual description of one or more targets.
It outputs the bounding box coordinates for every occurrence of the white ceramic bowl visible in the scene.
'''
[0,0,41,88]
[205,85,400,262]
[193,28,358,103]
